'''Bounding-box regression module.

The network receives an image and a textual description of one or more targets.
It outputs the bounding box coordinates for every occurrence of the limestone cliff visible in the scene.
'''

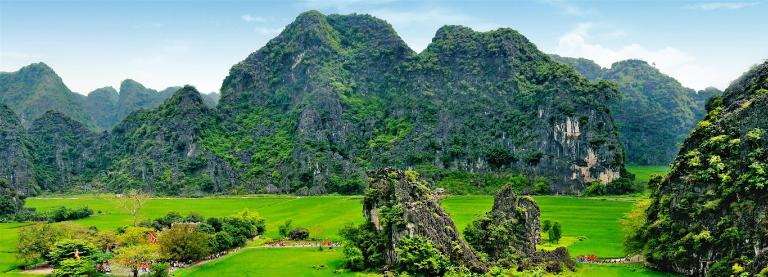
[362,168,487,272]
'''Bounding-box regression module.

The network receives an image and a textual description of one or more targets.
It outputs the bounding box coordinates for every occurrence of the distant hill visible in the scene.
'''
[0,63,94,128]
[84,80,180,130]
[552,55,722,165]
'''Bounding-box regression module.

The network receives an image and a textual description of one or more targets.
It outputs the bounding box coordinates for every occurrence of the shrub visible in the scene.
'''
[52,258,97,277]
[533,177,550,194]
[396,236,450,276]
[48,206,93,223]
[548,222,562,244]
[278,219,293,238]
[288,228,309,240]
[542,220,552,232]
[158,224,210,261]
[48,239,98,267]
[149,262,169,277]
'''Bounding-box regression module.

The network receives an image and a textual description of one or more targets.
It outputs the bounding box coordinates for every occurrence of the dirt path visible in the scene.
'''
[19,267,52,275]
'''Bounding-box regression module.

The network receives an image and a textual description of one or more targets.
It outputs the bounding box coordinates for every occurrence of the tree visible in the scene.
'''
[288,228,309,240]
[549,222,562,244]
[158,224,210,261]
[278,219,293,238]
[542,220,552,232]
[17,223,89,265]
[396,236,450,276]
[49,239,98,267]
[113,244,158,277]
[118,189,149,226]
[52,258,97,277]
[0,178,25,216]
[117,226,153,246]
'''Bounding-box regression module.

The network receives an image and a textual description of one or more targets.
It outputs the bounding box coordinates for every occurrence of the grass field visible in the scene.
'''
[174,248,357,277]
[626,165,670,185]
[0,166,674,276]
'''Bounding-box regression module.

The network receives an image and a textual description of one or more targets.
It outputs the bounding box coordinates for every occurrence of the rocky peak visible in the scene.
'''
[158,86,209,115]
[363,168,487,273]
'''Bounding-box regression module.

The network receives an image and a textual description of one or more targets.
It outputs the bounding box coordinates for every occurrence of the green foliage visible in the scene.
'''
[47,206,94,223]
[396,236,450,276]
[278,219,293,238]
[533,177,550,195]
[463,213,526,265]
[114,244,159,276]
[158,224,210,261]
[149,262,170,277]
[288,227,310,240]
[49,239,98,267]
[52,258,97,277]
[548,222,562,243]
[633,61,768,275]
[541,220,552,232]
[338,223,386,271]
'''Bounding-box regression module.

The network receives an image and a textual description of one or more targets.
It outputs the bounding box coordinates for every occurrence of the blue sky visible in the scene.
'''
[1,0,766,94]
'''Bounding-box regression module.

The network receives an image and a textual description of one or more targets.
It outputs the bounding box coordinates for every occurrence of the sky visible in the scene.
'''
[1,0,766,94]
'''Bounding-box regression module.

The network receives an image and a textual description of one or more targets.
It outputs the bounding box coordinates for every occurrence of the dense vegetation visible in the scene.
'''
[627,61,768,276]
[552,56,721,165]
[0,11,629,196]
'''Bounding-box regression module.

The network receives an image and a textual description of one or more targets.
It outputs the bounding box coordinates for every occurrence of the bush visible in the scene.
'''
[48,239,98,267]
[584,181,606,196]
[533,177,550,194]
[548,222,562,244]
[209,231,235,253]
[288,228,309,240]
[278,219,293,238]
[158,224,210,261]
[396,236,450,276]
[339,223,386,271]
[52,258,97,277]
[542,220,552,232]
[149,262,169,277]
[48,206,94,223]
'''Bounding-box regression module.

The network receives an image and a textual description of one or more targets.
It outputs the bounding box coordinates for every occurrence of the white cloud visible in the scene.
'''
[555,23,727,90]
[686,2,759,10]
[241,14,266,22]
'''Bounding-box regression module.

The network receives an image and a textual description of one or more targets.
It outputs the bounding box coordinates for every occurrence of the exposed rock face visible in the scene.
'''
[490,186,541,254]
[363,168,487,273]
[0,104,37,195]
[27,111,103,192]
[104,86,235,194]
[637,61,768,276]
[463,185,541,265]
[212,11,625,194]
[552,56,722,165]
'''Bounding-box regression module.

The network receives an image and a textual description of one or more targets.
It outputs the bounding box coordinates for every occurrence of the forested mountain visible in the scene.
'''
[208,11,626,195]
[84,80,180,130]
[27,111,104,192]
[630,61,768,276]
[552,55,721,165]
[0,11,628,196]
[0,63,94,128]
[201,92,220,108]
[0,104,37,195]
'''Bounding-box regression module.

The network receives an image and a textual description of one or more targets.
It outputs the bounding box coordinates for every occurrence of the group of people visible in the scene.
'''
[577,254,599,263]
[97,260,112,274]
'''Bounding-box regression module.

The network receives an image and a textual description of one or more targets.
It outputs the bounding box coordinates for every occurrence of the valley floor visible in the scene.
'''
[0,166,674,276]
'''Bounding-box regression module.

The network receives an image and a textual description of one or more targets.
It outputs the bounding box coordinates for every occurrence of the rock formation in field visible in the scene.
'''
[634,61,768,276]
[464,185,541,264]
[0,104,37,195]
[552,56,721,165]
[362,168,487,272]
